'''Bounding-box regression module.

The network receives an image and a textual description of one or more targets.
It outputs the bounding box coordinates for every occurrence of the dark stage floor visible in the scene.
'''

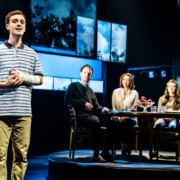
[48,149,180,179]
[7,149,180,179]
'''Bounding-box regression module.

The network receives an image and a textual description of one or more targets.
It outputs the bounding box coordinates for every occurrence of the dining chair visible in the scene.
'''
[154,118,180,161]
[68,104,107,160]
[111,121,141,156]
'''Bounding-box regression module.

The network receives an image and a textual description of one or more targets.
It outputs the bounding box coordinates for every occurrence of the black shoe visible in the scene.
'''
[101,152,114,162]
[122,150,128,156]
[121,145,131,156]
[126,146,131,155]
[150,151,158,158]
[92,155,106,163]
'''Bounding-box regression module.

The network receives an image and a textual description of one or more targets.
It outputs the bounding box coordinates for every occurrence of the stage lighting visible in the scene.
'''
[161,70,166,77]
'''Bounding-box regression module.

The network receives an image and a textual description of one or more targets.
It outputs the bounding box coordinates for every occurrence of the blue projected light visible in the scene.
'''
[53,77,72,91]
[37,53,102,80]
[97,20,111,61]
[30,0,96,55]
[33,53,104,93]
[33,76,53,90]
[97,20,127,63]
[76,16,95,57]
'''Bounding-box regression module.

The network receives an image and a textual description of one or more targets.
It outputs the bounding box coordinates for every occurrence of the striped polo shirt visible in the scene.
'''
[0,41,43,117]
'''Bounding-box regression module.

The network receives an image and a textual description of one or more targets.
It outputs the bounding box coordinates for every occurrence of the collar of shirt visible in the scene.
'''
[4,40,24,49]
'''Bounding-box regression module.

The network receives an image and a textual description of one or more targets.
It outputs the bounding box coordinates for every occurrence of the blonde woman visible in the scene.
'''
[154,79,180,128]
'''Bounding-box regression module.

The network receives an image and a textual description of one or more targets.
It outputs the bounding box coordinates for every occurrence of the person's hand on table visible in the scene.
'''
[102,107,110,113]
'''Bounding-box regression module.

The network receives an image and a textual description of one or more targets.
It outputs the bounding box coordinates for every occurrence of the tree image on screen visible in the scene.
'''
[31,5,76,50]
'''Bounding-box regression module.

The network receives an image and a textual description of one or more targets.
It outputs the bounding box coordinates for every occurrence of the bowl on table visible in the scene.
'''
[137,100,155,112]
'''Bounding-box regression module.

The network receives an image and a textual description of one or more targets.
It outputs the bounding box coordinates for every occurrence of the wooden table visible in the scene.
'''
[110,110,180,160]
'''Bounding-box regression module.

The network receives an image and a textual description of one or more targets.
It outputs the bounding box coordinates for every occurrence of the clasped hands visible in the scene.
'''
[6,68,23,87]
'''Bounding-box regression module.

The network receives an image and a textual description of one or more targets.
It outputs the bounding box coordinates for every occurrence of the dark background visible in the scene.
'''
[1,0,180,155]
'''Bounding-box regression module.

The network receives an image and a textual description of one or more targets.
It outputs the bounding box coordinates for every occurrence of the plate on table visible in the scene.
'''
[112,110,132,115]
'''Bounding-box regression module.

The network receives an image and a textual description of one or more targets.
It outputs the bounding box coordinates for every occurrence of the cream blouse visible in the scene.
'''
[112,87,139,110]
[157,95,174,112]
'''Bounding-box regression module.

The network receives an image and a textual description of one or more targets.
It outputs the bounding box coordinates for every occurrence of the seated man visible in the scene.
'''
[64,64,110,162]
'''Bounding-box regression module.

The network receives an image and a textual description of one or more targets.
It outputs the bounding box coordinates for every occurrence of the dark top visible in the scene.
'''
[64,81,103,116]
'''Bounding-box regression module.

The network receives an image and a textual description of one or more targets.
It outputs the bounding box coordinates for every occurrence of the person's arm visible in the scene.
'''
[134,91,139,110]
[157,96,163,112]
[111,90,116,110]
[23,74,43,85]
[112,89,121,110]
[9,68,43,86]
[88,87,109,113]
[17,70,43,85]
[135,91,139,103]
[64,82,86,107]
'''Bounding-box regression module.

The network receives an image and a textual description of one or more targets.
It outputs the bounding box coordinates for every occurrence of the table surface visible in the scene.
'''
[110,110,180,118]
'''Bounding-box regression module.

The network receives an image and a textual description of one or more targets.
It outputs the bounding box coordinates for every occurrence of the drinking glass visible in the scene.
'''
[160,106,167,113]
[151,105,157,112]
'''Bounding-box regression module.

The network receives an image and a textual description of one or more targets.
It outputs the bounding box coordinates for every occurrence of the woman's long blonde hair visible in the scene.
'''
[162,79,180,110]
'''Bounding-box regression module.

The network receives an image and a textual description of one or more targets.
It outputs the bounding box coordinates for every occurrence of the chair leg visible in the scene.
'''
[69,128,76,161]
[69,128,73,159]
[137,128,144,156]
[134,132,138,153]
[101,128,107,154]
[72,133,76,161]
[176,143,180,161]
[155,136,159,160]
[156,146,159,160]
[112,144,116,156]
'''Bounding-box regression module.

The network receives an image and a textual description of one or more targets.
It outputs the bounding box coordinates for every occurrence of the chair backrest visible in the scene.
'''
[67,104,92,160]
[68,104,77,129]
[68,104,91,131]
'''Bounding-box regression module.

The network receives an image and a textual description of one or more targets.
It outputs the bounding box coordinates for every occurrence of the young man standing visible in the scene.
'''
[0,10,43,179]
